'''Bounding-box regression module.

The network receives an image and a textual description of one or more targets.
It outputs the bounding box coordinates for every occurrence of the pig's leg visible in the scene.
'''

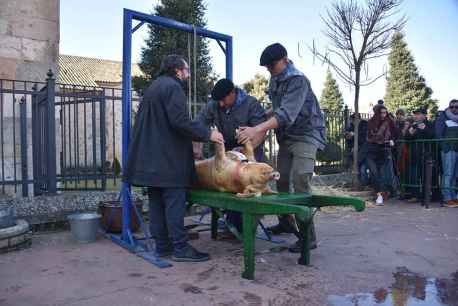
[214,142,226,170]
[262,186,278,195]
[242,141,256,162]
[236,185,262,198]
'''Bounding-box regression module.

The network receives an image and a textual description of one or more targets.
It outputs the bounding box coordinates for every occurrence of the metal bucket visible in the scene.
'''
[0,206,15,229]
[67,213,101,243]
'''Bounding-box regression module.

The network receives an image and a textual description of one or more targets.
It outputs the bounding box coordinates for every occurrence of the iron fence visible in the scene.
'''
[396,138,458,199]
[0,72,366,197]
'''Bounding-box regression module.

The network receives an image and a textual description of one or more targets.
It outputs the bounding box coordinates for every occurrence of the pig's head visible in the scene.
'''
[242,162,280,184]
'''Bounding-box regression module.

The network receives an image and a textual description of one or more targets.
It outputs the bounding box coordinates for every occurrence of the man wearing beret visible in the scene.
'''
[194,78,267,232]
[238,43,326,252]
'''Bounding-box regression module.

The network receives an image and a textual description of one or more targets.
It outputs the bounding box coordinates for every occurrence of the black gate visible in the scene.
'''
[31,71,57,195]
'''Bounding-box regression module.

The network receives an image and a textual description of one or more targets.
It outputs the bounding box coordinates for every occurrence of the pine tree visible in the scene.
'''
[132,0,214,110]
[384,32,437,114]
[319,70,345,113]
[242,74,269,104]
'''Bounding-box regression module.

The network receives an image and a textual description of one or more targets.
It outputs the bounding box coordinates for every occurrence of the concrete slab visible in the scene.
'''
[1,200,457,306]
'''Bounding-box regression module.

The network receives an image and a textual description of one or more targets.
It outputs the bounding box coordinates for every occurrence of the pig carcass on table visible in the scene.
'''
[194,141,280,197]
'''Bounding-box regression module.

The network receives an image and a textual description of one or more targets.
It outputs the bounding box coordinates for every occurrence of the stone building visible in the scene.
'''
[0,0,142,196]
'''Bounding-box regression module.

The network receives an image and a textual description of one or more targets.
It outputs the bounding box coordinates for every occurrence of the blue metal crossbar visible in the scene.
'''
[116,8,233,268]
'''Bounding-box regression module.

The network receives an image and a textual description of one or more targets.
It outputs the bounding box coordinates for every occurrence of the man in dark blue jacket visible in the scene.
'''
[124,55,224,262]
[238,43,326,252]
[194,78,267,233]
[435,99,458,207]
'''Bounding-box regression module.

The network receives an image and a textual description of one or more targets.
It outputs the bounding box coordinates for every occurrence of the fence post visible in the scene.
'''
[423,156,434,209]
[100,92,107,190]
[19,96,28,197]
[46,70,57,194]
[31,83,41,196]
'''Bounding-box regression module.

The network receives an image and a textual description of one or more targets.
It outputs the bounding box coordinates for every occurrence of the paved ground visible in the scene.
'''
[1,200,457,306]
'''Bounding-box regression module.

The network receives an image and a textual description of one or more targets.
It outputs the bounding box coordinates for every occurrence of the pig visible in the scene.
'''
[194,140,280,197]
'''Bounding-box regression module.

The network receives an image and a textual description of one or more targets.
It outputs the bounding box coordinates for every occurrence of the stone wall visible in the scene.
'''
[0,0,59,81]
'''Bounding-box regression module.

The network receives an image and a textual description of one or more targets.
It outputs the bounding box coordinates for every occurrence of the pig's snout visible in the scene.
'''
[270,171,280,180]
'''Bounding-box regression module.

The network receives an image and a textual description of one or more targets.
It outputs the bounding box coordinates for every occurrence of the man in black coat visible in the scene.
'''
[124,55,224,262]
[404,107,435,202]
[193,78,267,233]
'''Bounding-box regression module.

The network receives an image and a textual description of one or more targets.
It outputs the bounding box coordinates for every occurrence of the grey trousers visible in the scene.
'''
[276,140,317,242]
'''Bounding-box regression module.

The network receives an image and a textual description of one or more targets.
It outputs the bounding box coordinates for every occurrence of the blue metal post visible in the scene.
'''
[226,37,233,80]
[117,7,233,268]
[121,9,133,243]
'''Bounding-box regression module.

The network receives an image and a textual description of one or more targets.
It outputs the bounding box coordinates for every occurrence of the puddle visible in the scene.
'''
[328,267,458,306]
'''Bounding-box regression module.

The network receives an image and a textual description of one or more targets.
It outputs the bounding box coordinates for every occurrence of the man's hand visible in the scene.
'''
[417,122,426,130]
[237,126,260,144]
[408,127,416,135]
[265,107,274,117]
[210,130,224,145]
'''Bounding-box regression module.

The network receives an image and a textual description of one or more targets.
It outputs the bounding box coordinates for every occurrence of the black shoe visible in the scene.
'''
[156,247,173,257]
[267,223,296,235]
[288,240,318,253]
[156,242,173,257]
[172,245,210,262]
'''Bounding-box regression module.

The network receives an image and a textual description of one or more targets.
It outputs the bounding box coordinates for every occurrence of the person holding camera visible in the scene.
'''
[404,107,435,202]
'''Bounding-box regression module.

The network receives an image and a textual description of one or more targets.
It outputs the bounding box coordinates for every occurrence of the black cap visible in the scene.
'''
[413,107,427,115]
[377,99,384,105]
[260,43,287,66]
[211,78,235,101]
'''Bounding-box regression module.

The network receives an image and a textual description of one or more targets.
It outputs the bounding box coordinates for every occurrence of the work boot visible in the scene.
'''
[171,244,210,262]
[267,215,297,235]
[288,239,317,253]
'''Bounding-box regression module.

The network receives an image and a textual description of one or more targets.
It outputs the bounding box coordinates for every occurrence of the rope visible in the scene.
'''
[193,25,197,118]
[187,32,192,118]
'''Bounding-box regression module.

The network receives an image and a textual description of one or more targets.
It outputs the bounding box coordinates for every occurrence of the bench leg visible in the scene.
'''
[211,208,218,240]
[242,213,255,280]
[296,217,310,266]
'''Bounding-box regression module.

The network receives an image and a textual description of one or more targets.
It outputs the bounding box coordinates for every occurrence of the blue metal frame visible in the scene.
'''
[115,8,233,268]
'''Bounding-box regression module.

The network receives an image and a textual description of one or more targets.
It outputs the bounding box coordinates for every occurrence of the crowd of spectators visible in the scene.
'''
[344,99,458,207]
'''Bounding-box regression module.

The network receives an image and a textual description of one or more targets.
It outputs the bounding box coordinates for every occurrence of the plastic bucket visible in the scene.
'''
[67,213,101,243]
[98,200,143,233]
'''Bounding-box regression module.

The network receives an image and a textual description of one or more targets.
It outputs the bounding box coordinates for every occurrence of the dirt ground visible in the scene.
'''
[1,200,457,306]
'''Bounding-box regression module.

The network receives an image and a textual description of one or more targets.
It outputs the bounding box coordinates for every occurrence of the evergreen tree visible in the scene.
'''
[319,69,345,113]
[133,0,214,112]
[384,32,437,114]
[242,74,269,104]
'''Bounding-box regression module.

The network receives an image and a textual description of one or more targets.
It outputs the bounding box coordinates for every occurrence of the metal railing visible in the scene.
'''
[0,72,365,197]
[396,138,458,198]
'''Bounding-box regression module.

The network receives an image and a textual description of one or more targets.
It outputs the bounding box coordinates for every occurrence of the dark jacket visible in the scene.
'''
[435,109,458,152]
[197,88,266,153]
[345,120,368,147]
[268,62,326,149]
[124,75,210,187]
[405,119,435,162]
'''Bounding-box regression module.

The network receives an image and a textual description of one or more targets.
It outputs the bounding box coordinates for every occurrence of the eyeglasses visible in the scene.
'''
[450,105,458,109]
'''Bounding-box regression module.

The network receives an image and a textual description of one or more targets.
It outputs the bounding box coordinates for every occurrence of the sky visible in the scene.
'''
[60,0,458,112]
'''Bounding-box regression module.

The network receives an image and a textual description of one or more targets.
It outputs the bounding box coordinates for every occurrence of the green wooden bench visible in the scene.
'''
[189,190,365,280]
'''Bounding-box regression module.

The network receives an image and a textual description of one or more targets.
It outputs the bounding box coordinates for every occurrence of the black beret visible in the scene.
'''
[413,107,427,115]
[211,78,235,101]
[260,43,287,66]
